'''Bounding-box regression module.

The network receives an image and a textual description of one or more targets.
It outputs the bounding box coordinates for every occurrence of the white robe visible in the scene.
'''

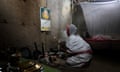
[66,34,92,67]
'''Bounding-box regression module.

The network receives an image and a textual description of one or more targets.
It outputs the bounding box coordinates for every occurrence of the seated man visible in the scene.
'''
[60,24,92,67]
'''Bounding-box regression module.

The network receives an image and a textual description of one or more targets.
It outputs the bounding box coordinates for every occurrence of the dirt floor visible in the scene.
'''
[59,49,120,72]
[0,49,120,72]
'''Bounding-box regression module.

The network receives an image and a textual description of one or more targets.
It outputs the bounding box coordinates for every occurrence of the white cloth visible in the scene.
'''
[66,35,92,67]
[65,24,92,67]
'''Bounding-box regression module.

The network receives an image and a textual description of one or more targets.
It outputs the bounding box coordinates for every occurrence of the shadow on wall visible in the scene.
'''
[72,5,88,38]
[0,0,41,49]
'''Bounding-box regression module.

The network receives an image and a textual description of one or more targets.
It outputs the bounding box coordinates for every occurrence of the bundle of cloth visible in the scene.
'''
[91,34,112,40]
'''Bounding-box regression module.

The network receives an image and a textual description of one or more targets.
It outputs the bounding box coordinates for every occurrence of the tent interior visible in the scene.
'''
[0,0,120,72]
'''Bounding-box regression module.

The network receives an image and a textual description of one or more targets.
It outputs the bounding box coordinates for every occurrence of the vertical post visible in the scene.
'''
[71,0,73,24]
[40,0,48,54]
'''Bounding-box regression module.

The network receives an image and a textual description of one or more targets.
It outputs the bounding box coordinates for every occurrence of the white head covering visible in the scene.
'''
[69,24,77,35]
[60,24,77,41]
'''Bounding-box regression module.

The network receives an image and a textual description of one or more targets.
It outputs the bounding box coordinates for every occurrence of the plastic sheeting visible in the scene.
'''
[80,1,120,37]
